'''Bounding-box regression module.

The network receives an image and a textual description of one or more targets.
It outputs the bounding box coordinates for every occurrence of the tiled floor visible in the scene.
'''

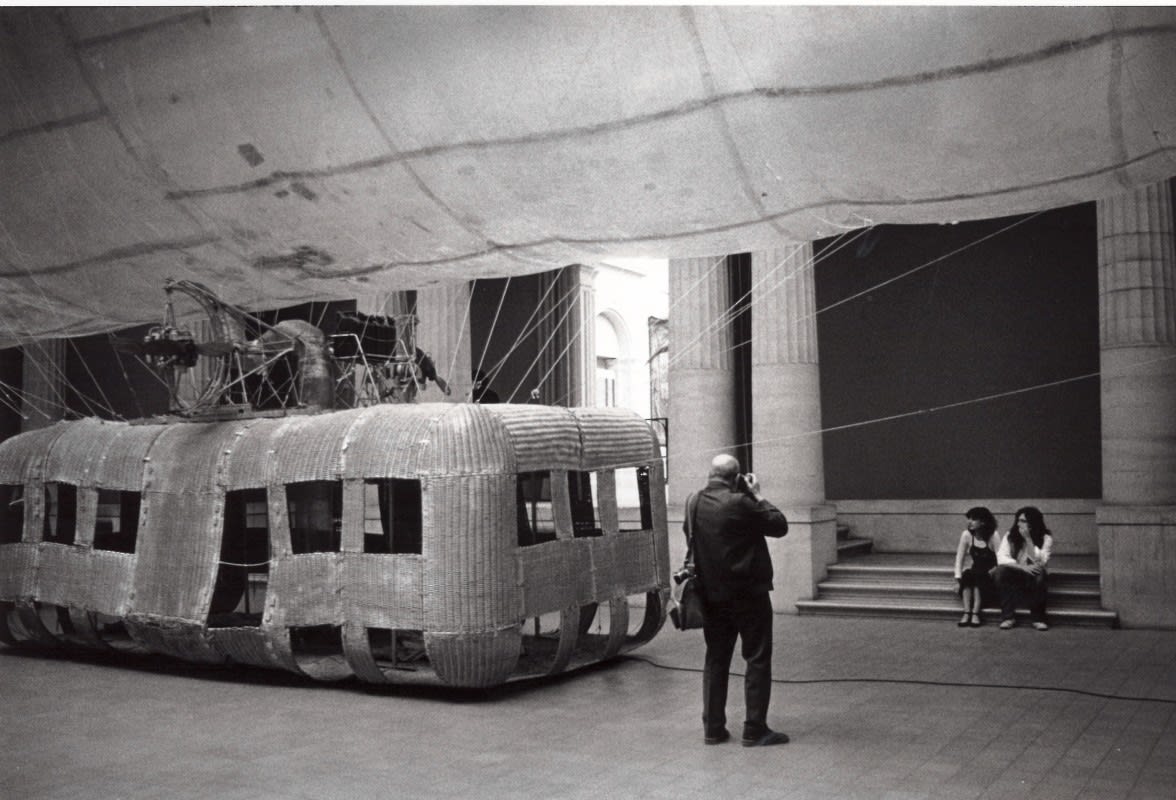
[2,615,1174,799]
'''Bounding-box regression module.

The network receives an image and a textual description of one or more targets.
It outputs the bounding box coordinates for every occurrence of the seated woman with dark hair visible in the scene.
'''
[953,506,999,627]
[991,506,1054,631]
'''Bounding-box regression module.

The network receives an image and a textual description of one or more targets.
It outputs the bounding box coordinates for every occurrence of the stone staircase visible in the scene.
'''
[796,525,1119,627]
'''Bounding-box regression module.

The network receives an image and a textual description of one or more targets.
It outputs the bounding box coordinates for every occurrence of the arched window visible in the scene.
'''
[595,312,624,408]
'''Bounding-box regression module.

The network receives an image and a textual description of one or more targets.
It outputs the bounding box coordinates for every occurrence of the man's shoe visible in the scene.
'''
[999,619,1016,630]
[741,729,790,747]
[1032,621,1049,631]
[704,729,730,745]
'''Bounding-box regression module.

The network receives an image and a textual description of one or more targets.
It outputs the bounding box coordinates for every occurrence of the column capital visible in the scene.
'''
[1097,180,1175,348]
[750,245,817,365]
[668,255,733,371]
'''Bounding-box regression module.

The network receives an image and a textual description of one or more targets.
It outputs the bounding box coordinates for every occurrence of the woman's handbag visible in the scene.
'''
[669,492,706,630]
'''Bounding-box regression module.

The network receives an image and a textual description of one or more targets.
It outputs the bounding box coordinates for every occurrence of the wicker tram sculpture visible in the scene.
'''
[0,404,670,687]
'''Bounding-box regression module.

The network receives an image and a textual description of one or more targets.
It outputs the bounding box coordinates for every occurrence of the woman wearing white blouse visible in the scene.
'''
[991,506,1054,630]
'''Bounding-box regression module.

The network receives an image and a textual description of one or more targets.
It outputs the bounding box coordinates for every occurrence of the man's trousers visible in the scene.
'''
[702,591,773,738]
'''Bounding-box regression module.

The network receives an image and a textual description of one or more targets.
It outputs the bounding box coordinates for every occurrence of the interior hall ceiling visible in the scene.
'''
[1,5,1174,347]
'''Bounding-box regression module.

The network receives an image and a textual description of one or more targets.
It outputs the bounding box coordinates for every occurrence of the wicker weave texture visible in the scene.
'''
[482,405,582,472]
[268,552,343,627]
[95,425,167,489]
[132,491,219,620]
[341,554,424,630]
[423,474,518,633]
[218,419,271,488]
[0,423,69,484]
[43,419,116,487]
[208,627,278,669]
[569,407,661,471]
[517,538,595,616]
[0,543,37,598]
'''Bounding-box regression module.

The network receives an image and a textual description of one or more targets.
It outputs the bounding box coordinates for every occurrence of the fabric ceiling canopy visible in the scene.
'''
[1,5,1174,346]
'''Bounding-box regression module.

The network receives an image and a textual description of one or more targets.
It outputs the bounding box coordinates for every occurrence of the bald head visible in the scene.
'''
[709,454,741,482]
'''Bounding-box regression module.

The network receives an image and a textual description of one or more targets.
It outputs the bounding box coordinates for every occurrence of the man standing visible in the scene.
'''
[687,453,790,747]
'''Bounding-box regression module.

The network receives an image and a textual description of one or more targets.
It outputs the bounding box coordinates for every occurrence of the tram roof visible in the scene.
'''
[0,404,660,488]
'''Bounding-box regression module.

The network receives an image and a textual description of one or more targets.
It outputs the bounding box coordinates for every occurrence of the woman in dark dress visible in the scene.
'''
[952,506,999,627]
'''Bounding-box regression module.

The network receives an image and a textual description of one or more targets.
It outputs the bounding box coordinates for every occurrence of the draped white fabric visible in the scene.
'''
[1,6,1174,345]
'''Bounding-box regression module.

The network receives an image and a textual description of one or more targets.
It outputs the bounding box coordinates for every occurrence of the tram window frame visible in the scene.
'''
[93,488,141,553]
[286,480,343,554]
[42,482,78,545]
[1,484,23,544]
[516,471,557,547]
[363,478,423,554]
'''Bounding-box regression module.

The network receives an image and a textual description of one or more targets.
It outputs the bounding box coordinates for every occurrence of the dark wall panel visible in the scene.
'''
[814,204,1100,499]
[0,347,22,441]
[471,276,543,404]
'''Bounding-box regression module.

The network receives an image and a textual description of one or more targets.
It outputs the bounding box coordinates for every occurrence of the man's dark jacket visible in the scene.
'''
[687,478,789,603]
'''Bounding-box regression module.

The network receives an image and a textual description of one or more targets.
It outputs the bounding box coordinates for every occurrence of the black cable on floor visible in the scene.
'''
[620,655,1176,705]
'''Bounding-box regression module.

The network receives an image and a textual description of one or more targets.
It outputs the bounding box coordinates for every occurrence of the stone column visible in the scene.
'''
[1096,179,1176,628]
[666,255,738,511]
[21,339,66,432]
[416,283,474,403]
[536,265,595,407]
[750,245,837,613]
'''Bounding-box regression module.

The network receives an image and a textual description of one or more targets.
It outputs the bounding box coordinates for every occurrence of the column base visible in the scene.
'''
[1097,505,1176,629]
[767,504,838,614]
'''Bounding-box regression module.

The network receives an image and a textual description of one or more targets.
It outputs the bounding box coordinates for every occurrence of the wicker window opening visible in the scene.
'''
[517,471,555,547]
[93,489,141,554]
[287,480,342,554]
[1,484,21,544]
[365,478,422,554]
[621,466,654,532]
[42,482,77,545]
[208,488,270,629]
[568,471,602,538]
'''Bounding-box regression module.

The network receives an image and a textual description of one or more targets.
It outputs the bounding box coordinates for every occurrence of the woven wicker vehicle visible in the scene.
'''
[0,403,669,687]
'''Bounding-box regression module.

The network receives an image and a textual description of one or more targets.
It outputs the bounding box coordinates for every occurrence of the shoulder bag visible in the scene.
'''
[669,492,706,630]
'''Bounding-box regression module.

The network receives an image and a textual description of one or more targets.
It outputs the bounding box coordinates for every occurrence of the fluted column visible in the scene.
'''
[21,339,66,431]
[416,283,474,402]
[751,245,824,504]
[750,245,837,611]
[1096,179,1176,629]
[1098,181,1176,503]
[666,255,737,509]
[535,265,595,407]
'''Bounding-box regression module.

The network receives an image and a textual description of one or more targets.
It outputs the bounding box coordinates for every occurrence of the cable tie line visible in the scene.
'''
[666,226,871,370]
[621,656,1176,705]
[488,276,577,383]
[506,274,581,403]
[468,275,509,395]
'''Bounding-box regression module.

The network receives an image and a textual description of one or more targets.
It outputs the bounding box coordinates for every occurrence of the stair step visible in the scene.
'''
[826,564,1101,588]
[814,582,1106,607]
[795,600,1119,627]
[806,547,1116,627]
[836,538,873,558]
